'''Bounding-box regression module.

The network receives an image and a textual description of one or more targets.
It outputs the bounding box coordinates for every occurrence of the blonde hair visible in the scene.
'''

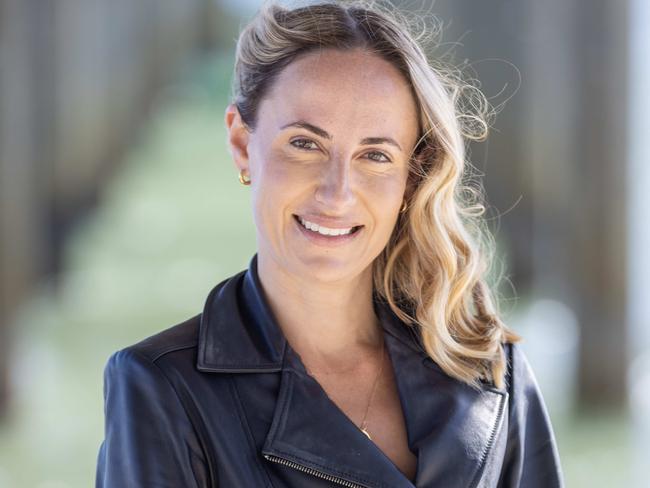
[231,0,522,390]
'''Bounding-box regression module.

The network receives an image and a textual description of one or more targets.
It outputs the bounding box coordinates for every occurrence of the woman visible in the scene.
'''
[96,1,564,487]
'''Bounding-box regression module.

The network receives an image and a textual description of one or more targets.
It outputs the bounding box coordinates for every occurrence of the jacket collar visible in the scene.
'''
[197,254,508,488]
[197,253,286,373]
[197,253,427,373]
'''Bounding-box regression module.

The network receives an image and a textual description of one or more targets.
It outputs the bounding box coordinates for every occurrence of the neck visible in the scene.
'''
[256,251,383,368]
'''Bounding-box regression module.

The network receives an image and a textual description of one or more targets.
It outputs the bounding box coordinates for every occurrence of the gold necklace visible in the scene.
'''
[306,339,386,441]
[359,338,385,440]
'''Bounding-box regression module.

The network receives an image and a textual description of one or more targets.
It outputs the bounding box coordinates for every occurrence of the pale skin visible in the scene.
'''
[225,47,419,480]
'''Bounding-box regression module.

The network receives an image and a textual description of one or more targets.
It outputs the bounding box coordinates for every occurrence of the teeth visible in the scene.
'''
[299,217,355,236]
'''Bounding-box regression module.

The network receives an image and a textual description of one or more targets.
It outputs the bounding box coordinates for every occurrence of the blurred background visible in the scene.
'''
[0,0,647,486]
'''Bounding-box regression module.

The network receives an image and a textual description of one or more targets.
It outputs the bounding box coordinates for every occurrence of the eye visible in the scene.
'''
[290,138,391,163]
[366,151,391,163]
[290,138,319,150]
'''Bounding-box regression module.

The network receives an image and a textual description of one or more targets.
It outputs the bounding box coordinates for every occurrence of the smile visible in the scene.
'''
[293,214,363,244]
[296,216,360,236]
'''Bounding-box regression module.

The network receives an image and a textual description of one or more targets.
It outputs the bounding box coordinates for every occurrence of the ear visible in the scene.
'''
[224,103,251,174]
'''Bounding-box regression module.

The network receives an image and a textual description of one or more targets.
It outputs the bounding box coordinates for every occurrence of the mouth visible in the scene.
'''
[292,214,363,240]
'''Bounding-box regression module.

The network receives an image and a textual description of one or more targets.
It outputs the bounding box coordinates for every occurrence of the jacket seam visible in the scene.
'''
[199,363,283,370]
[129,347,217,488]
[229,376,277,488]
[150,342,198,362]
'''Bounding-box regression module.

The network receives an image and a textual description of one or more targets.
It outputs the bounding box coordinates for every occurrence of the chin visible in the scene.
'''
[293,253,367,284]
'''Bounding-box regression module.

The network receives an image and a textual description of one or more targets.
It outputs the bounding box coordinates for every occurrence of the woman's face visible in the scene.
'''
[226,48,420,284]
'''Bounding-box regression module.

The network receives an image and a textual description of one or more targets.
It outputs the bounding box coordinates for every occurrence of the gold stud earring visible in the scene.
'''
[400,200,408,213]
[238,169,251,186]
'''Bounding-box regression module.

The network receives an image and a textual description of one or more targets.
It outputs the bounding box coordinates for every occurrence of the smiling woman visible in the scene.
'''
[96,1,565,487]
[230,46,419,284]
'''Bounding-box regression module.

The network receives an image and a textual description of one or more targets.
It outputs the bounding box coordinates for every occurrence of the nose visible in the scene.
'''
[314,156,356,210]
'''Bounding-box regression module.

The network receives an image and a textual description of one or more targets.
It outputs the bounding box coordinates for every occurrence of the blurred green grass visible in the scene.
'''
[0,50,632,487]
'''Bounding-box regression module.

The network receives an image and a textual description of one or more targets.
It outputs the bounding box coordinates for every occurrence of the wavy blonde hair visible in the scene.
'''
[231,0,522,391]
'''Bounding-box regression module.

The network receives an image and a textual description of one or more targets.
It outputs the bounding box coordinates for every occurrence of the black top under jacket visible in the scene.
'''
[96,253,564,487]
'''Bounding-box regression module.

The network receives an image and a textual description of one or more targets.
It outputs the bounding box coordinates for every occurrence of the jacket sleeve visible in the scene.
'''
[498,342,565,488]
[95,348,210,487]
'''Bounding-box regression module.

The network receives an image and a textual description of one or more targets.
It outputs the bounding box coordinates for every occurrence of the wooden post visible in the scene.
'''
[526,0,629,408]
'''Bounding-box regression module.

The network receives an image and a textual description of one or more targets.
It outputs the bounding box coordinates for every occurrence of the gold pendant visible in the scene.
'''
[361,428,372,440]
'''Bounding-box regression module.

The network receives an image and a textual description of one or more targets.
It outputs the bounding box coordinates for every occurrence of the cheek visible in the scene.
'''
[253,145,316,183]
[361,171,407,206]
[360,173,407,235]
[250,157,305,224]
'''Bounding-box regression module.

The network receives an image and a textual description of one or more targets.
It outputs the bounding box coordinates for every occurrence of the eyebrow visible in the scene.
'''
[280,120,403,152]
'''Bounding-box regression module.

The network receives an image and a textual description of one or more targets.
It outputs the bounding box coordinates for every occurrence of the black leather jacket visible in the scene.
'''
[96,254,564,487]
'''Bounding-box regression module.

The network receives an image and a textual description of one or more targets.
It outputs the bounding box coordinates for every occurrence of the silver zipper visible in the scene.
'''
[263,453,368,488]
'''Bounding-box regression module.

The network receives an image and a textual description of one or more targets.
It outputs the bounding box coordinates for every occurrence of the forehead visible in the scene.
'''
[260,48,419,138]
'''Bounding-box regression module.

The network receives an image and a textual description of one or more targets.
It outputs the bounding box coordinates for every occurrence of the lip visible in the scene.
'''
[293,214,363,247]
[294,213,362,229]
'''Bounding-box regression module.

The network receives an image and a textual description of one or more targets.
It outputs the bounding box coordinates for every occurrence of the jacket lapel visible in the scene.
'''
[261,344,415,487]
[377,303,509,487]
[197,254,508,488]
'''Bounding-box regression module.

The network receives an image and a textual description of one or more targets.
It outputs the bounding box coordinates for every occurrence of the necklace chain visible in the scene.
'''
[359,338,385,440]
[306,338,386,441]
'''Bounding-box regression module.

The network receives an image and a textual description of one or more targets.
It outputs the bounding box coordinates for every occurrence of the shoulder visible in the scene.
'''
[501,341,544,401]
[97,318,211,486]
[103,313,201,386]
[498,341,565,486]
[123,313,201,362]
[497,342,559,439]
